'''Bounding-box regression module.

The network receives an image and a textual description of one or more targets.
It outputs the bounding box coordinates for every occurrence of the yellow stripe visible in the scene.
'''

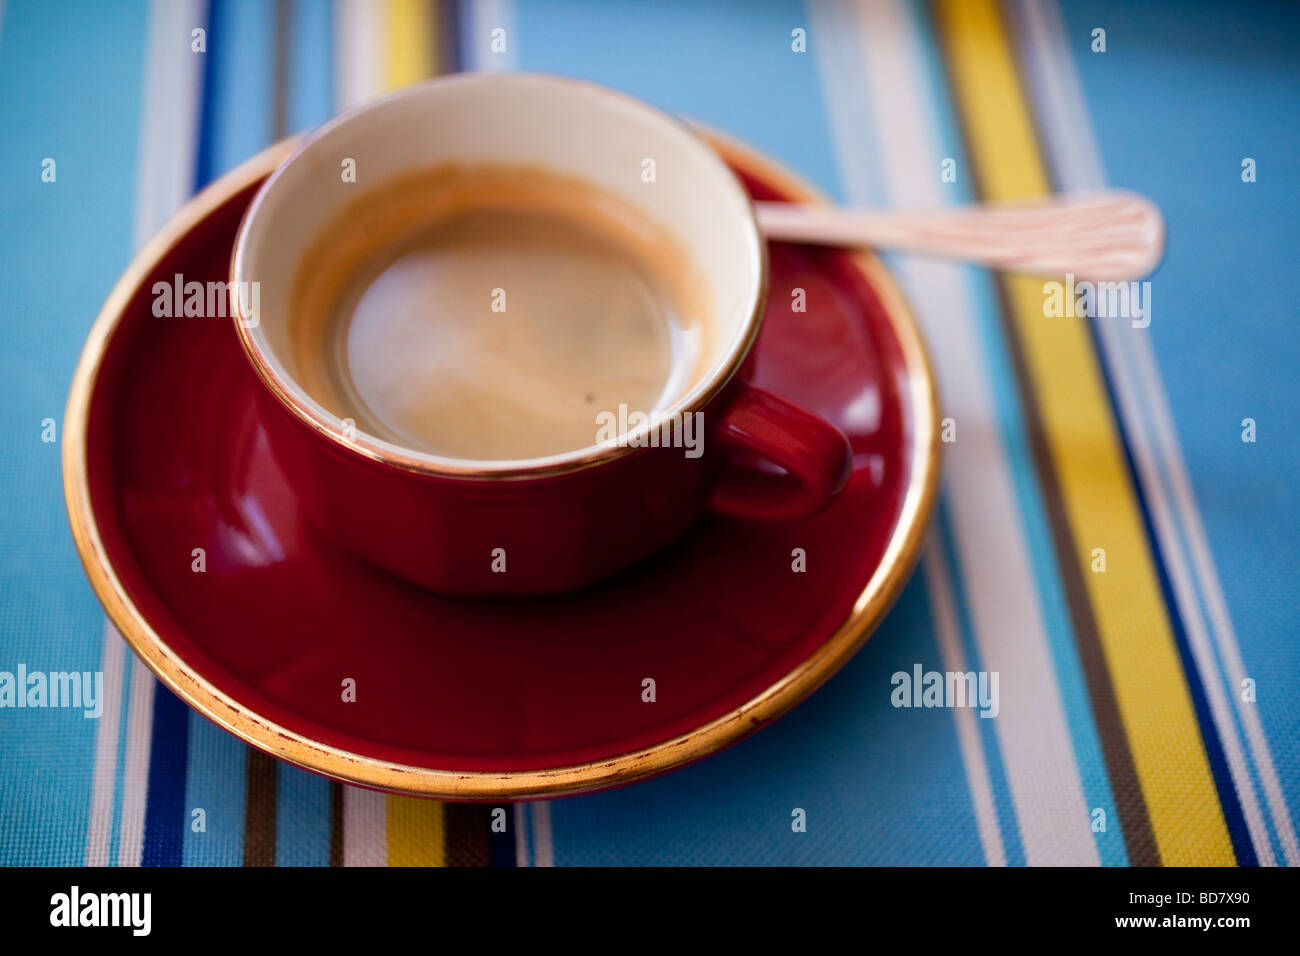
[380,0,445,866]
[934,0,1233,865]
[386,796,445,866]
[385,0,436,90]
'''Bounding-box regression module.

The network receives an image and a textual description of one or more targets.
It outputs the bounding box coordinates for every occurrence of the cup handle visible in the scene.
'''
[707,382,853,521]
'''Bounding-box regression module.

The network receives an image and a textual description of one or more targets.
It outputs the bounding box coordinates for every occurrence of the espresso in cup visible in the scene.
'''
[288,164,714,461]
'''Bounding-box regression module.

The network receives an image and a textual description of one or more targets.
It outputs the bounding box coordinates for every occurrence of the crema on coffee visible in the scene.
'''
[289,165,713,461]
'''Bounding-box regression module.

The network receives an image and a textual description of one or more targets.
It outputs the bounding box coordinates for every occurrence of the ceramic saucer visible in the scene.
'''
[64,132,939,799]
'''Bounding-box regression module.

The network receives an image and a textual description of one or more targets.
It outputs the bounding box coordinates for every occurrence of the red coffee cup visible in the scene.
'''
[232,73,851,595]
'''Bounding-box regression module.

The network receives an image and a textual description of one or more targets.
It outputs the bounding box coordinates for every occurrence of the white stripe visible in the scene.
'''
[530,802,554,867]
[85,624,126,866]
[1012,0,1297,867]
[513,803,531,866]
[922,544,1007,866]
[335,0,385,108]
[116,658,156,867]
[96,0,207,869]
[342,786,388,866]
[332,0,392,870]
[133,0,205,248]
[458,0,528,866]
[828,0,1099,864]
[458,0,517,71]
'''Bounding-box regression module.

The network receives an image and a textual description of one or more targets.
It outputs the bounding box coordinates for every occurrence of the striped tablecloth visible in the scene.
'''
[1,0,1296,867]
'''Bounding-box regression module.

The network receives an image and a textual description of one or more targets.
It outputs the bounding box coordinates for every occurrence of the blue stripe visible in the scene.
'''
[182,719,247,864]
[287,0,334,133]
[141,689,189,865]
[196,0,277,183]
[0,0,147,866]
[906,0,1127,865]
[108,653,134,865]
[275,767,332,866]
[193,0,220,191]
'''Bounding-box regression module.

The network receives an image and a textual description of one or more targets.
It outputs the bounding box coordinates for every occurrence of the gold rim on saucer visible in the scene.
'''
[63,130,941,800]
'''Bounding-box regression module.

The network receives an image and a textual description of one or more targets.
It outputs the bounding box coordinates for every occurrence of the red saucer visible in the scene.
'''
[64,134,939,799]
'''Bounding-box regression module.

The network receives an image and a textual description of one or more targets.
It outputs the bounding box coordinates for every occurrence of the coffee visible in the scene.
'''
[289,165,712,461]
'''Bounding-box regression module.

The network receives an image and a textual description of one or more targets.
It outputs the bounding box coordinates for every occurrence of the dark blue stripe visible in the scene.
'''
[490,812,516,867]
[141,0,217,868]
[193,1,220,190]
[1083,316,1257,867]
[141,688,190,866]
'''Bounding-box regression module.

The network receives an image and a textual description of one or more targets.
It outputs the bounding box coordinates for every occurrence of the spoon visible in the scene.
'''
[754,190,1165,281]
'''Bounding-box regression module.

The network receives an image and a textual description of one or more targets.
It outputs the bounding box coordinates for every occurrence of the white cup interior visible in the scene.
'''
[233,72,765,472]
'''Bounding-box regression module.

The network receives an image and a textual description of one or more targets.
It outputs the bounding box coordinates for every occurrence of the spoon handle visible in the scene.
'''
[754,190,1165,282]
